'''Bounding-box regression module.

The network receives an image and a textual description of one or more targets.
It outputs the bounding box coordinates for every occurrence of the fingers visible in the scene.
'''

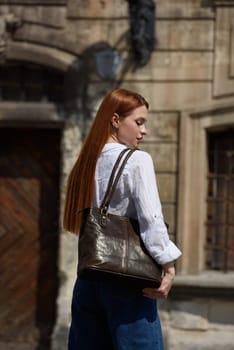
[142,273,174,300]
[143,287,169,300]
[143,289,167,299]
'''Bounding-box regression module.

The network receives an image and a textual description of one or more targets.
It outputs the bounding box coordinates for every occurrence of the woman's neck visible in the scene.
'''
[106,134,119,144]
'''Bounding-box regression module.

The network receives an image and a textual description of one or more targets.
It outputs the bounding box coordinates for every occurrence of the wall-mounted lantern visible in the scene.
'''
[95,48,122,81]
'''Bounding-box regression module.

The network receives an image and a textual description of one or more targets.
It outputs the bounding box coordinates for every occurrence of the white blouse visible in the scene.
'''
[94,143,182,266]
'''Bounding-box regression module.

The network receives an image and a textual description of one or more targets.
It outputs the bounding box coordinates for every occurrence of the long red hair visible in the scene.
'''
[63,88,149,233]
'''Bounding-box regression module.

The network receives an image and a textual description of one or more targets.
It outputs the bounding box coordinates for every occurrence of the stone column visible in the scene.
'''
[51,123,82,350]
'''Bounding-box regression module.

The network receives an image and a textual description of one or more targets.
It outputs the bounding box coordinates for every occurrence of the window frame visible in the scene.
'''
[177,104,234,276]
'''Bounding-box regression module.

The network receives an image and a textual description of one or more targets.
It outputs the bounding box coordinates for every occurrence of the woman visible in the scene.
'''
[63,88,182,350]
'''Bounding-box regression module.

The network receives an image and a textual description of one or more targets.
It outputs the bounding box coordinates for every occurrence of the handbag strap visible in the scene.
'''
[101,148,130,203]
[100,148,136,214]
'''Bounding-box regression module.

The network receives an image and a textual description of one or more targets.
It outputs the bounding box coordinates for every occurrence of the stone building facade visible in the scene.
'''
[0,1,233,349]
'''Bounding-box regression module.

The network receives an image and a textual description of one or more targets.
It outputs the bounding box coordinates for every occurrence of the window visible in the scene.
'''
[206,130,234,271]
[177,105,234,276]
[0,62,64,104]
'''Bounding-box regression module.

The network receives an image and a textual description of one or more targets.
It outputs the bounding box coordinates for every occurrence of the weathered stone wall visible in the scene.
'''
[1,0,234,349]
[159,297,234,350]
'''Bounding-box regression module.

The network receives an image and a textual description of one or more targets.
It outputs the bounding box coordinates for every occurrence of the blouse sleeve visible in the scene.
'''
[129,151,182,265]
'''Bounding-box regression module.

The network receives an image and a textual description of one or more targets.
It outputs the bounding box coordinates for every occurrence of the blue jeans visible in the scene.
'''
[68,278,164,350]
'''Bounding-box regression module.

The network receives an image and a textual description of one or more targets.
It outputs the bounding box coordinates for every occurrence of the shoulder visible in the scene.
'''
[129,149,153,163]
[127,149,154,170]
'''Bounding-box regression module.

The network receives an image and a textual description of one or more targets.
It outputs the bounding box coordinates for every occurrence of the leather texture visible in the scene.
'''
[78,148,162,288]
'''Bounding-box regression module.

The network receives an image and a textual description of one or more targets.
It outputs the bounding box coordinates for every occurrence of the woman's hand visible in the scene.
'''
[142,262,175,300]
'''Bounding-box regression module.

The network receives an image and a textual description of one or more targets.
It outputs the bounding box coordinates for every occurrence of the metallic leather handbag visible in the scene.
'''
[78,148,162,288]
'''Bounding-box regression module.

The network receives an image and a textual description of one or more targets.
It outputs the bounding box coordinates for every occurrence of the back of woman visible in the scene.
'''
[63,88,182,350]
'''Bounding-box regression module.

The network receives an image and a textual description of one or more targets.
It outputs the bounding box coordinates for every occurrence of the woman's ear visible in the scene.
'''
[111,113,120,128]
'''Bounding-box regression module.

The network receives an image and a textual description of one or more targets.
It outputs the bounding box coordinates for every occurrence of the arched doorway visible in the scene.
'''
[0,61,64,349]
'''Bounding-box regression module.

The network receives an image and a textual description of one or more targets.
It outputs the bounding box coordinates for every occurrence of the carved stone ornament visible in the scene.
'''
[128,0,156,67]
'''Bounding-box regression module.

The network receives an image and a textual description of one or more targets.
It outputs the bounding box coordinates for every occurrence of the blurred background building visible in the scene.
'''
[0,0,233,349]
